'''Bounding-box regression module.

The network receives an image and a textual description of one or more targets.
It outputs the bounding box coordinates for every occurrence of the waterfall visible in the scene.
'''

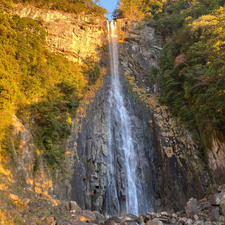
[106,20,139,216]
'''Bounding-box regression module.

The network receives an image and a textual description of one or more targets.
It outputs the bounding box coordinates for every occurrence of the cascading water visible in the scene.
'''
[106,20,140,216]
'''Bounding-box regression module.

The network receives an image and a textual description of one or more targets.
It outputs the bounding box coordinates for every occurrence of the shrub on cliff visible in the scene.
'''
[118,0,166,21]
[156,1,225,151]
[0,12,92,167]
[12,0,107,16]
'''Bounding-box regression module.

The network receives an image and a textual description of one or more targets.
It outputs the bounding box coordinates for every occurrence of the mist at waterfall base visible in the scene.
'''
[105,20,151,216]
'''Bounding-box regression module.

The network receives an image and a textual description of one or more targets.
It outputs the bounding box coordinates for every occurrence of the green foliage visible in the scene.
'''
[86,63,100,85]
[155,1,225,153]
[0,10,98,167]
[149,66,159,84]
[12,0,107,16]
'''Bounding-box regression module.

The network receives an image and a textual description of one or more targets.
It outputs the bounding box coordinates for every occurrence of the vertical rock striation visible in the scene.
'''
[69,19,214,215]
[118,20,212,211]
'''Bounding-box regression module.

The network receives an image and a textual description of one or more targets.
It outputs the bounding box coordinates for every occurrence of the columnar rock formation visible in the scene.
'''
[69,20,212,215]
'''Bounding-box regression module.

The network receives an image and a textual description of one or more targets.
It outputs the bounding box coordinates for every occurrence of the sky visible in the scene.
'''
[99,0,118,20]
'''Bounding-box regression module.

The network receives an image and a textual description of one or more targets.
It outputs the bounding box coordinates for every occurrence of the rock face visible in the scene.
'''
[69,74,110,213]
[69,69,158,215]
[116,20,212,211]
[208,138,225,183]
[68,19,211,215]
[6,3,107,202]
[13,4,106,63]
[8,115,53,195]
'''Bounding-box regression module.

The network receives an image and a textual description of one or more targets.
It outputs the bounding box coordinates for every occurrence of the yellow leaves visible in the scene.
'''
[190,7,225,35]
[0,161,10,177]
[0,210,14,225]
[0,183,7,191]
[36,149,41,156]
[64,151,71,155]
[212,40,225,51]
[190,14,218,32]
[119,0,165,21]
[66,114,72,125]
[9,193,29,209]
[185,16,192,22]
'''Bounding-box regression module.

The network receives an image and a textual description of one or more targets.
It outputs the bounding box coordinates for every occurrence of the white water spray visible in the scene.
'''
[106,20,139,215]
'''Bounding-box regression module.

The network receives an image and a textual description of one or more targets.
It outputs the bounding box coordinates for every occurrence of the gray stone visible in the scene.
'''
[204,222,213,225]
[160,211,169,217]
[69,201,81,212]
[194,215,199,221]
[146,218,163,225]
[93,211,105,224]
[185,198,198,217]
[186,218,193,225]
[220,203,225,216]
[104,217,121,225]
[209,207,220,222]
[172,213,178,219]
[59,201,70,211]
[199,199,211,210]
[210,192,225,206]
[194,221,204,225]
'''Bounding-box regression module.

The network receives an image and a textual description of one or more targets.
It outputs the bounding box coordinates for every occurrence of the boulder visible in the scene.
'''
[104,217,121,225]
[209,207,220,222]
[198,199,211,211]
[69,201,81,212]
[210,192,225,206]
[120,214,139,223]
[220,200,225,216]
[185,198,198,217]
[146,218,163,225]
[93,211,106,224]
[58,201,70,211]
[75,210,96,223]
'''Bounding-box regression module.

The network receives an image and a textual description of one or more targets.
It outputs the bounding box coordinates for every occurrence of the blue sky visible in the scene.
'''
[99,0,118,20]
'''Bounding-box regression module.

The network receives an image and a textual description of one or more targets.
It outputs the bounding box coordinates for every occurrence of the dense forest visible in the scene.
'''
[0,0,105,168]
[118,0,225,157]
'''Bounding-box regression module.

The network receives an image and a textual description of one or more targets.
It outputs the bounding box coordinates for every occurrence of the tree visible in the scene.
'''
[118,0,166,21]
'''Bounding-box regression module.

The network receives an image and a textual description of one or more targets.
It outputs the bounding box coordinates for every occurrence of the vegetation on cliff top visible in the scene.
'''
[0,2,101,167]
[118,0,225,153]
[116,0,166,20]
[11,0,107,16]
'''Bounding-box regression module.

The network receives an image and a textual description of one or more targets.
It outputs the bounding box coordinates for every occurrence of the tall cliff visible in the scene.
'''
[13,3,106,63]
[11,2,107,190]
[0,3,107,224]
[68,20,212,215]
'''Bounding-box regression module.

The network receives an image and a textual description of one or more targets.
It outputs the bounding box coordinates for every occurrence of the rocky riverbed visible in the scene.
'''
[31,184,224,225]
[103,185,225,225]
